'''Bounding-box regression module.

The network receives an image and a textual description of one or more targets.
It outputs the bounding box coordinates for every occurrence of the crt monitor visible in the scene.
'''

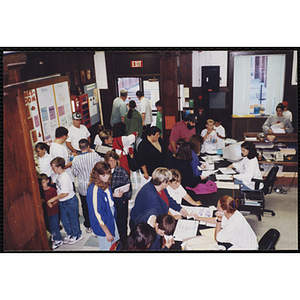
[222,142,243,162]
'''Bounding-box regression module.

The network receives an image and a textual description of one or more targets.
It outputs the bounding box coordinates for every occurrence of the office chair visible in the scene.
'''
[242,166,279,221]
[258,228,280,250]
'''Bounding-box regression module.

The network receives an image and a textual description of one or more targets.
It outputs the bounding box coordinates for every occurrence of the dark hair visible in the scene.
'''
[188,134,203,155]
[55,126,68,138]
[127,100,137,119]
[136,90,144,98]
[121,222,156,250]
[51,157,65,169]
[35,142,50,154]
[79,138,90,150]
[38,173,49,181]
[218,195,240,214]
[176,138,186,147]
[276,103,284,111]
[104,150,120,166]
[175,142,193,162]
[156,214,176,236]
[169,169,182,183]
[146,126,161,137]
[241,141,257,160]
[89,161,112,190]
[97,124,105,134]
[113,122,126,138]
[155,100,162,107]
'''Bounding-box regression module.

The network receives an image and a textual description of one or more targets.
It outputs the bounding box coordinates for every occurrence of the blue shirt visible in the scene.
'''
[110,97,128,126]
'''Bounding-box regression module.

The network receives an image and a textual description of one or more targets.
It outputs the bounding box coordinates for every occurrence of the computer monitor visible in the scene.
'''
[222,142,243,162]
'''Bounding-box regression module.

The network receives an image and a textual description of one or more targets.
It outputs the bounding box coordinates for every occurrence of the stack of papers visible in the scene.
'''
[173,219,199,241]
[215,174,233,180]
[271,123,285,133]
[218,168,236,175]
[216,181,240,189]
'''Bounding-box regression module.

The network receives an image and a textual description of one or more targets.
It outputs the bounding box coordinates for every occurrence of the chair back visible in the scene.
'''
[258,228,280,250]
[262,166,279,195]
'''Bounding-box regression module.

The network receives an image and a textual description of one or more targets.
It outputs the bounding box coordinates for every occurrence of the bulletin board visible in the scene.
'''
[84,83,100,126]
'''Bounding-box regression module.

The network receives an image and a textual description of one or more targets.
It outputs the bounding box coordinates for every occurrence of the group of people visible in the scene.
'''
[35,89,294,251]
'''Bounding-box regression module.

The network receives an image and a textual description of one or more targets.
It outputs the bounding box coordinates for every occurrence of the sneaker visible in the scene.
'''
[68,235,84,245]
[50,234,54,242]
[52,240,63,250]
[86,227,93,233]
[63,235,72,244]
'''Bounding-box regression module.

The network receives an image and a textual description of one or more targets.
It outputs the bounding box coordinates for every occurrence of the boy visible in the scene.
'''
[48,157,83,245]
[95,129,113,157]
[214,118,226,150]
[200,119,218,153]
[38,173,62,250]
[167,169,201,218]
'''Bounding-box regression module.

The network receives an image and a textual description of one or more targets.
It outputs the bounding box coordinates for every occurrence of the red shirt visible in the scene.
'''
[157,190,169,206]
[44,187,59,216]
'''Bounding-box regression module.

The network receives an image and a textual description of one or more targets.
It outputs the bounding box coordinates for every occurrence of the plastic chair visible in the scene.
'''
[258,228,280,250]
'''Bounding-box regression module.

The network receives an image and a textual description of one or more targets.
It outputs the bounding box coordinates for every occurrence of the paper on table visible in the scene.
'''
[173,219,199,241]
[215,174,233,180]
[219,168,236,175]
[271,122,285,133]
[216,181,240,189]
[182,228,217,250]
[201,170,218,177]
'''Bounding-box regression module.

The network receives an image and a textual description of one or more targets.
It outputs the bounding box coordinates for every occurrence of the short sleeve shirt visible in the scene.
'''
[67,124,90,151]
[56,172,75,201]
[110,97,128,126]
[139,97,153,125]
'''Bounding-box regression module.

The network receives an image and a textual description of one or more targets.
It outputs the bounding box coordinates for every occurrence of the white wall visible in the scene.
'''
[192,51,228,87]
[94,51,108,89]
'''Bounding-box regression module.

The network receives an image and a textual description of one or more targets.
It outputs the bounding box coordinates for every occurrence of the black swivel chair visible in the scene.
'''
[241,166,279,221]
[258,228,280,250]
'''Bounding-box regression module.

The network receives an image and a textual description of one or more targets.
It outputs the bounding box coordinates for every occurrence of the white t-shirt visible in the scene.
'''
[55,171,75,202]
[114,134,136,156]
[94,134,102,146]
[200,129,218,153]
[139,97,153,125]
[216,210,258,250]
[105,188,114,207]
[283,110,292,122]
[67,124,90,151]
[214,125,225,150]
[167,184,186,216]
[38,153,53,177]
[50,142,74,182]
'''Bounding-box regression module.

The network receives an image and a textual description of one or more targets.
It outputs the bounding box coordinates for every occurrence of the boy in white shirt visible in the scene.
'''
[201,119,218,153]
[48,157,83,245]
[214,118,226,150]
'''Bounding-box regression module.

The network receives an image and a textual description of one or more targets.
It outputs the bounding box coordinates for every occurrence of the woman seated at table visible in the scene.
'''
[262,103,293,133]
[192,195,258,250]
[130,167,188,228]
[227,141,262,191]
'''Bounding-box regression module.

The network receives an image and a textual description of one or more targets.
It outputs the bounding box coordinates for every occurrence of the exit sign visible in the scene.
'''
[131,60,143,68]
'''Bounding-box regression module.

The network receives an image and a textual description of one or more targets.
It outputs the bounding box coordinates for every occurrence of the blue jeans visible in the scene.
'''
[48,213,62,241]
[59,195,82,237]
[234,179,251,191]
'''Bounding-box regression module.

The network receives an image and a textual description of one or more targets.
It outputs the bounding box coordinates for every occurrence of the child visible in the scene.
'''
[201,119,218,153]
[95,129,113,157]
[214,118,226,150]
[35,142,53,182]
[167,169,202,218]
[38,173,62,250]
[282,101,293,122]
[48,157,83,245]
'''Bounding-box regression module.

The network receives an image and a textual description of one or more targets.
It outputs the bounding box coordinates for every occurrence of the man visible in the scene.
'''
[110,89,128,127]
[66,112,91,153]
[72,138,103,233]
[136,90,153,128]
[168,114,198,152]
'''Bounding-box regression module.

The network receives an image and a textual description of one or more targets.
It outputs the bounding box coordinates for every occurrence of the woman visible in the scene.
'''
[112,122,137,176]
[130,167,188,227]
[137,126,166,181]
[104,150,132,239]
[192,195,258,250]
[262,103,293,133]
[166,142,207,188]
[227,141,262,190]
[124,100,143,145]
[188,134,205,177]
[86,161,120,250]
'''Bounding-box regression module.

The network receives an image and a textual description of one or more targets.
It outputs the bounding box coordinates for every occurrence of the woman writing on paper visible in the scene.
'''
[192,195,258,250]
[227,141,262,191]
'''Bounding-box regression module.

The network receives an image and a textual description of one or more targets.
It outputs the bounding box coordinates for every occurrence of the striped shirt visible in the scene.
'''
[72,151,103,196]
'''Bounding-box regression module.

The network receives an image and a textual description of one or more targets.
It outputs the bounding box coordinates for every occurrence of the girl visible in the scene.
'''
[86,161,120,250]
[227,141,262,190]
[35,142,53,182]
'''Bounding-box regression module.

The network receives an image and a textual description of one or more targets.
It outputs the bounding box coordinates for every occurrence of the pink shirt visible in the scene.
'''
[168,121,196,152]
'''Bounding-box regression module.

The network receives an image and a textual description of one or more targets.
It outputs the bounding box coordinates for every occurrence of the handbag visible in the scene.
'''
[116,139,139,172]
[186,181,217,194]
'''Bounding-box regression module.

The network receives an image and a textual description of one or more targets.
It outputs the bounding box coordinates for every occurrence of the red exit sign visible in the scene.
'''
[131,60,143,68]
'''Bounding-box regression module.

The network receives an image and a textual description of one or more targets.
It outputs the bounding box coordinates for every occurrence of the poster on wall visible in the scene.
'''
[36,85,59,145]
[23,89,44,147]
[84,83,100,126]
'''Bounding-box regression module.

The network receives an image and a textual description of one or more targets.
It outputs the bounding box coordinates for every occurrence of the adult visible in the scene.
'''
[137,126,166,181]
[124,100,143,145]
[227,141,262,190]
[66,112,91,153]
[112,122,137,176]
[86,161,120,250]
[130,167,188,227]
[72,138,103,233]
[262,103,293,133]
[50,126,74,184]
[110,88,128,127]
[282,101,293,122]
[136,90,153,129]
[166,142,207,188]
[155,100,163,137]
[192,195,258,250]
[188,134,204,177]
[105,150,132,239]
[95,129,113,158]
[168,114,198,152]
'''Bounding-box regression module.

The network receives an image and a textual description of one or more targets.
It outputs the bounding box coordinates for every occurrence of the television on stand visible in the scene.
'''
[222,142,243,162]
